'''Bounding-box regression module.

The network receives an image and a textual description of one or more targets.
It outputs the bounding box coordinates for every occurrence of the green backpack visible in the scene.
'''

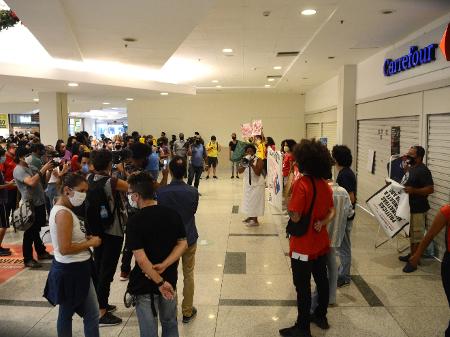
[231,140,250,162]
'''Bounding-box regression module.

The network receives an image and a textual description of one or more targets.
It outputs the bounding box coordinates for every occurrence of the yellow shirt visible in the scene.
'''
[206,141,219,157]
[256,142,266,160]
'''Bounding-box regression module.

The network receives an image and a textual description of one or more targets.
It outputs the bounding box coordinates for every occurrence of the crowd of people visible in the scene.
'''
[0,129,448,337]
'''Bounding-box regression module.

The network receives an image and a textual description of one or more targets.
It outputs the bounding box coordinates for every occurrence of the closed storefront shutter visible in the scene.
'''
[427,114,450,259]
[322,121,337,150]
[356,116,420,207]
[306,123,321,140]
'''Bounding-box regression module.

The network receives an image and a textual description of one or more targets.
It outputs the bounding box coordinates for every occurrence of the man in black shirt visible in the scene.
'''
[229,133,239,179]
[127,172,187,337]
[332,145,357,288]
[401,145,434,273]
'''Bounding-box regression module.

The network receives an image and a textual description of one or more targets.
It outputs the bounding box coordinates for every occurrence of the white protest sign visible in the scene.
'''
[267,148,283,211]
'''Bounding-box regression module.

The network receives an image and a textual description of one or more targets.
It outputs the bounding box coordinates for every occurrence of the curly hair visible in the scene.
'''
[294,139,333,179]
[332,145,353,168]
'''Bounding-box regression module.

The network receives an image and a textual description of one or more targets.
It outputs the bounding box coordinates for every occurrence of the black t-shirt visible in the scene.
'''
[336,167,357,199]
[229,140,237,151]
[405,163,434,213]
[127,205,186,295]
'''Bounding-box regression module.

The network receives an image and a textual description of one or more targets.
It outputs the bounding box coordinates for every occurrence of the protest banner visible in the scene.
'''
[267,148,283,211]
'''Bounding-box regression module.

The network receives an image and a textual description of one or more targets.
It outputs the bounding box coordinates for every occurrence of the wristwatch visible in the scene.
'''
[156,279,165,287]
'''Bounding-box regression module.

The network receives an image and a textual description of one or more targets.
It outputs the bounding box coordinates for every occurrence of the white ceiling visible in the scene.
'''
[0,0,449,109]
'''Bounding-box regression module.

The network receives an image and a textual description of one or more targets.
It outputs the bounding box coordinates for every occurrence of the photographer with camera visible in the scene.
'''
[46,152,70,210]
[238,144,264,227]
[187,137,206,189]
[13,147,55,268]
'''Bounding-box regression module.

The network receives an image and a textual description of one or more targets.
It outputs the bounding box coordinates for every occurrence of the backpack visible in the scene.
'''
[11,200,34,231]
[231,141,250,162]
[85,175,115,236]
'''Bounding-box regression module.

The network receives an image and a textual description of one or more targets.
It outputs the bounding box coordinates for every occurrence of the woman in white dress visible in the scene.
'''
[239,144,265,226]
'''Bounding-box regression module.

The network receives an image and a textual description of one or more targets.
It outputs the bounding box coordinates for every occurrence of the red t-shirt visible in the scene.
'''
[282,153,294,177]
[440,205,450,252]
[3,153,16,190]
[288,176,333,259]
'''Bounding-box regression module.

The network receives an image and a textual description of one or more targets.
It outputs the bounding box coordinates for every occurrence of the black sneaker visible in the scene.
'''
[403,262,417,273]
[99,312,122,327]
[310,313,330,330]
[213,176,218,179]
[279,325,311,337]
[398,253,411,262]
[231,176,235,179]
[24,259,42,269]
[337,278,350,288]
[107,304,117,313]
[205,176,210,180]
[182,307,197,324]
[38,252,54,261]
[0,249,11,256]
[236,175,239,179]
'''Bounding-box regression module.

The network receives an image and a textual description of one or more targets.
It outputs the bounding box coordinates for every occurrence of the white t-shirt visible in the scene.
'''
[49,205,90,263]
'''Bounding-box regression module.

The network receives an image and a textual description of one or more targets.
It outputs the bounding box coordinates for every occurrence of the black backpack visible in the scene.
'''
[85,175,115,236]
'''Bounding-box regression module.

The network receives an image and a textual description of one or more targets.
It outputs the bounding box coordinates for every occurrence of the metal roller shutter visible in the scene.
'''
[306,123,321,140]
[427,114,450,259]
[322,122,337,150]
[357,116,420,208]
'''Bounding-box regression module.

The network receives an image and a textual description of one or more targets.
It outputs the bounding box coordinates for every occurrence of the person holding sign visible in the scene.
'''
[409,204,450,337]
[400,146,434,273]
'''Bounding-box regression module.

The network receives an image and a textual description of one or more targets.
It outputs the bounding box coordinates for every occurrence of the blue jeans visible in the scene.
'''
[149,170,159,182]
[57,279,99,337]
[311,248,338,310]
[46,183,57,210]
[135,293,178,337]
[337,220,353,283]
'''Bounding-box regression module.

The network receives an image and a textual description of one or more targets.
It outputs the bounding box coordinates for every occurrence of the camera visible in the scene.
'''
[112,148,131,165]
[240,155,255,168]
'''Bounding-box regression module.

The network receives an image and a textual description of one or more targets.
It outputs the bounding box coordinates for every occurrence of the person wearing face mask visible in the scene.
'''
[77,152,91,175]
[0,148,15,256]
[126,171,187,337]
[229,133,239,179]
[205,135,220,179]
[238,144,265,227]
[44,173,102,337]
[86,149,129,326]
[13,147,55,268]
[399,145,434,273]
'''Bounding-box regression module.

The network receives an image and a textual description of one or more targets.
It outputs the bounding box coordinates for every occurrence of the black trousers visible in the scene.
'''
[6,189,17,225]
[291,254,329,330]
[23,204,47,262]
[94,234,123,309]
[188,165,203,189]
[442,252,450,337]
[120,235,133,274]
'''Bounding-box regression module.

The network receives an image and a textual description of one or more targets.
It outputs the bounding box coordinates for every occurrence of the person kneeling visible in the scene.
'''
[126,172,187,337]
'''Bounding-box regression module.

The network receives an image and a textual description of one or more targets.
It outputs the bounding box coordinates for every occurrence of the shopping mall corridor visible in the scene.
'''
[0,178,447,337]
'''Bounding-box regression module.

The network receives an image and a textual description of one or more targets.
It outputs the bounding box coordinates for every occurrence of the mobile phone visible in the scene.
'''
[163,159,168,169]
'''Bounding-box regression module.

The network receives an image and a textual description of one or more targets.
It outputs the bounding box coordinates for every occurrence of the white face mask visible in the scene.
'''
[69,190,86,207]
[283,146,290,153]
[25,155,33,165]
[128,193,138,209]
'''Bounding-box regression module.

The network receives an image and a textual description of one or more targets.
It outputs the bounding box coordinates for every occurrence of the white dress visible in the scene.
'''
[241,164,265,217]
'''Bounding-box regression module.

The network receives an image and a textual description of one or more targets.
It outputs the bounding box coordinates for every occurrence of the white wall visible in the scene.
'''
[83,117,96,136]
[128,92,305,166]
[304,76,338,113]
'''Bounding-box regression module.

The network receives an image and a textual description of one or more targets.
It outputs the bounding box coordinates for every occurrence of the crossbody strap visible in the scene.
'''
[305,176,317,218]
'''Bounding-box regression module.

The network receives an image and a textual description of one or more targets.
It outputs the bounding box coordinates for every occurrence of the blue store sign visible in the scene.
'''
[383,44,438,77]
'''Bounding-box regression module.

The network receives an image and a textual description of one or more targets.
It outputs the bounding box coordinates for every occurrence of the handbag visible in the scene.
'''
[286,176,316,237]
[11,200,35,231]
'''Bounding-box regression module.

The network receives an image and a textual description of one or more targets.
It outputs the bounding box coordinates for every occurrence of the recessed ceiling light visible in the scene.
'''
[216,85,222,88]
[380,9,395,15]
[273,66,282,70]
[222,48,233,53]
[160,92,169,96]
[301,9,317,16]
[33,98,39,102]
[68,82,79,87]
[265,84,271,88]
[102,102,110,105]
[267,78,275,82]
[126,98,134,101]
[212,80,219,83]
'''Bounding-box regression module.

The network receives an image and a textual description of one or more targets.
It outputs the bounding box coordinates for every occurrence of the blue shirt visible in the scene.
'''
[157,180,199,246]
[191,144,205,167]
[146,152,160,171]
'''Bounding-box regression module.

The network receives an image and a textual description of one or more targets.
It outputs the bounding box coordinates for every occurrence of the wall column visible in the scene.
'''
[38,92,68,146]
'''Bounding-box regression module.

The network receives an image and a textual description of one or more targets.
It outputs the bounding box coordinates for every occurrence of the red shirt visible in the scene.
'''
[440,205,450,252]
[3,152,16,190]
[282,153,294,177]
[288,176,333,259]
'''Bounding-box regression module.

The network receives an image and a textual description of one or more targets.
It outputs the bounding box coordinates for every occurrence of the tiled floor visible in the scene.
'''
[0,177,448,337]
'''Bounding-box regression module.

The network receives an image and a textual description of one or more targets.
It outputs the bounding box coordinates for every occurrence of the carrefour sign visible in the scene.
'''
[383,44,438,77]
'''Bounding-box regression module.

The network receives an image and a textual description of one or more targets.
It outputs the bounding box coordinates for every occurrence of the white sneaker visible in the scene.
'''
[246,220,259,227]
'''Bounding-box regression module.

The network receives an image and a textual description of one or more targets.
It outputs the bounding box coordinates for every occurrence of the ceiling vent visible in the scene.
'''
[276,51,300,57]
[267,75,282,79]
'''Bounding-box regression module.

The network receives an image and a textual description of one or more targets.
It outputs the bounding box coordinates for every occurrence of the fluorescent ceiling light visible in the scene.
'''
[301,9,317,16]
[126,98,134,101]
[33,98,39,102]
[273,66,282,70]
[216,85,222,88]
[222,48,233,53]
[102,102,110,105]
[267,78,275,82]
[264,85,271,88]
[68,82,79,87]
[160,92,169,96]
[212,80,219,83]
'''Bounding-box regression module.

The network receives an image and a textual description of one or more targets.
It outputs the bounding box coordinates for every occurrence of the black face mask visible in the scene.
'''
[180,137,184,141]
[232,136,236,140]
[407,155,416,165]
[115,145,122,150]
